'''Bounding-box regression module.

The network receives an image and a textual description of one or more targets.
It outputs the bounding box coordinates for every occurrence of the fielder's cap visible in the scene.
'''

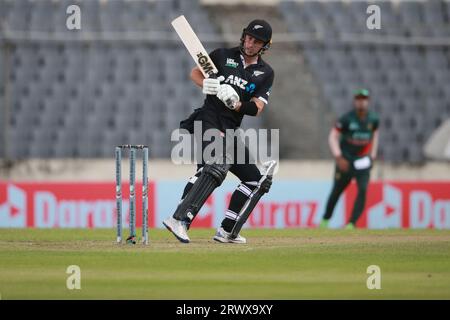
[353,88,370,98]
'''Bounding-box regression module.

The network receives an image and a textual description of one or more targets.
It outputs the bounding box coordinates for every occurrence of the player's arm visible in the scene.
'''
[329,128,343,158]
[191,66,224,94]
[190,66,204,88]
[231,69,274,116]
[371,129,379,160]
[191,49,224,93]
[329,127,349,172]
[233,98,265,116]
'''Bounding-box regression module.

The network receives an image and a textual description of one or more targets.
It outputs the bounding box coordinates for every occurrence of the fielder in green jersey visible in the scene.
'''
[320,89,380,229]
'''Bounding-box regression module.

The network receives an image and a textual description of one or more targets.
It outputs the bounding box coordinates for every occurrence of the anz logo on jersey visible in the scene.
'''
[224,75,256,94]
[246,83,256,94]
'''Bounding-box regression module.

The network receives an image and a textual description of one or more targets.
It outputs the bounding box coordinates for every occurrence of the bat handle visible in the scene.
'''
[208,72,218,79]
[208,72,233,107]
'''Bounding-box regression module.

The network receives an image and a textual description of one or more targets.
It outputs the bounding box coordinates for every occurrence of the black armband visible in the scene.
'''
[238,101,259,116]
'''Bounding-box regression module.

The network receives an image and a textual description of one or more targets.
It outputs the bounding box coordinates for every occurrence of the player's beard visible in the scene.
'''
[354,99,369,118]
[356,106,368,118]
[243,45,259,57]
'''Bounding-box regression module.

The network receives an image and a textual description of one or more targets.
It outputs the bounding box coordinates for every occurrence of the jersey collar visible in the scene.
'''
[240,54,259,69]
[232,47,262,68]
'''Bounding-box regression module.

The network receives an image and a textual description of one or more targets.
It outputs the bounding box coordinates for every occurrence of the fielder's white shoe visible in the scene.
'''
[213,227,247,244]
[163,216,190,243]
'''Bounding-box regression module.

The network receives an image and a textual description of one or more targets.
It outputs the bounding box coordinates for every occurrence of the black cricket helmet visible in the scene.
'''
[240,19,272,56]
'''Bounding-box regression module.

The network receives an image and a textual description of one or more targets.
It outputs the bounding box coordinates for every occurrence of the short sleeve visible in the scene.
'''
[253,70,274,105]
[335,114,349,132]
[372,114,380,131]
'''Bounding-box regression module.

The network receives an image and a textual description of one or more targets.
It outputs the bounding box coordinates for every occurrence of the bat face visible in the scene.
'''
[196,52,216,78]
[171,15,218,78]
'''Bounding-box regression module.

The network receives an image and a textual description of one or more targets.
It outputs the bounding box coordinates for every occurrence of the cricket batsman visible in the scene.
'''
[163,19,275,244]
[320,89,380,229]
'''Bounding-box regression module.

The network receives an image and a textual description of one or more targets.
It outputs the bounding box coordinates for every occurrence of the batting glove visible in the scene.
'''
[217,84,239,109]
[202,75,225,95]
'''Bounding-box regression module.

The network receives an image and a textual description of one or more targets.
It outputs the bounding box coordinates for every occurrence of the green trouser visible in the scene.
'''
[323,165,371,225]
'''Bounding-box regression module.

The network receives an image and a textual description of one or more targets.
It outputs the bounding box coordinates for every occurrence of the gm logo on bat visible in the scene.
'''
[197,52,215,77]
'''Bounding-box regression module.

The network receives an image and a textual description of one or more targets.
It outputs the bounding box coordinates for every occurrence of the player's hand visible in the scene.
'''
[202,76,224,95]
[336,156,350,172]
[217,84,239,109]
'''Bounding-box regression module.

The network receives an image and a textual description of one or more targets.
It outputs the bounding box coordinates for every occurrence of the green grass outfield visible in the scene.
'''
[0,228,449,299]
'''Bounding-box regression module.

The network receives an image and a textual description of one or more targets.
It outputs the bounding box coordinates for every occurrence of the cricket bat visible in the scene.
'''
[171,15,218,78]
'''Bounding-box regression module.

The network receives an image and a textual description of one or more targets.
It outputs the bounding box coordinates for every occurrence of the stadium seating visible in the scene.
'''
[0,0,449,163]
[0,0,220,159]
[280,0,450,163]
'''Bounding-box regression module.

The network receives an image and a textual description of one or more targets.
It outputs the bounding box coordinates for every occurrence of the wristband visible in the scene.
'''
[238,101,258,116]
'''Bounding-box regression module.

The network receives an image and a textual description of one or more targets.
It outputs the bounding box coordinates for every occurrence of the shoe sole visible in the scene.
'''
[163,221,190,243]
[213,236,230,243]
[213,236,246,244]
[230,240,246,244]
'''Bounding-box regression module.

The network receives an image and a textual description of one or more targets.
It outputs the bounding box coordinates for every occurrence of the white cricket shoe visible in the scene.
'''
[213,227,247,244]
[163,216,190,243]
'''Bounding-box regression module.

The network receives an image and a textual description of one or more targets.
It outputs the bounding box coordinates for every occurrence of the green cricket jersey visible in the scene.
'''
[335,110,379,161]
